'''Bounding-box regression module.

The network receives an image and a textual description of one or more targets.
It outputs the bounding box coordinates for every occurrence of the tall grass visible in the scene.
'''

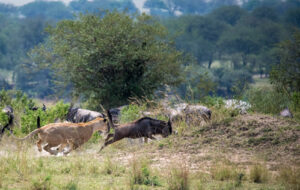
[128,157,160,188]
[278,166,300,190]
[249,164,270,183]
[166,163,190,190]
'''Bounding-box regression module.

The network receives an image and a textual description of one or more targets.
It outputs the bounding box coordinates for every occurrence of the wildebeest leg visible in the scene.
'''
[104,133,114,142]
[148,135,156,140]
[36,139,43,152]
[43,144,58,155]
[99,139,117,152]
[144,137,148,143]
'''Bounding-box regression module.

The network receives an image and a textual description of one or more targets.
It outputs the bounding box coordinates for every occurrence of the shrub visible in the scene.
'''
[120,104,146,123]
[249,164,269,183]
[0,108,8,127]
[21,101,69,134]
[244,87,289,114]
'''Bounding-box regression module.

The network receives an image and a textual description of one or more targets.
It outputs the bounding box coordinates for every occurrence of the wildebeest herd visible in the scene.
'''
[1,103,211,155]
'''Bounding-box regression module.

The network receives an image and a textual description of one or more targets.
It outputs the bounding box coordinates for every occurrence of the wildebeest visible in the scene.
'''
[280,108,293,118]
[13,117,108,155]
[165,103,212,125]
[0,106,14,135]
[99,110,172,151]
[66,105,104,123]
[29,104,46,112]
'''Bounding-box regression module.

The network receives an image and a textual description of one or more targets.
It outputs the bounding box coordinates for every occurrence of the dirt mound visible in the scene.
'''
[184,113,299,162]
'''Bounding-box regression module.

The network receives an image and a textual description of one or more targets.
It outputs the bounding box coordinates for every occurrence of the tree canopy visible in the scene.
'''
[32,12,183,108]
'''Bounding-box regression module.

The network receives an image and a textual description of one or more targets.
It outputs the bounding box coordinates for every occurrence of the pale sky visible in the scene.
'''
[0,0,80,6]
[0,0,148,10]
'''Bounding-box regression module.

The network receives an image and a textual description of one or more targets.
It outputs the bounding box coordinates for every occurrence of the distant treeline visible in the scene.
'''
[0,0,299,99]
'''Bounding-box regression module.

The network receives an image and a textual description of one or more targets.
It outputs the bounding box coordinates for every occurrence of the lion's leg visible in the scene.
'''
[36,139,43,152]
[43,144,58,155]
[63,141,74,155]
[57,143,67,153]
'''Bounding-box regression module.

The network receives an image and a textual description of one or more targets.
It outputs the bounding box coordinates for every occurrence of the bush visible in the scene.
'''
[120,104,146,123]
[244,87,289,114]
[21,101,69,134]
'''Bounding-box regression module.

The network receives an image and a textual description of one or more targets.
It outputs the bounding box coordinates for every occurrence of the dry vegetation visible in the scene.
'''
[0,106,299,190]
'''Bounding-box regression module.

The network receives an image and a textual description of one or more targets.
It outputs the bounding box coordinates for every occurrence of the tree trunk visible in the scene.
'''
[208,58,213,69]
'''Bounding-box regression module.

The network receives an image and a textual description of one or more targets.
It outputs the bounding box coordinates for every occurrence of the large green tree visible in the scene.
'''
[32,12,183,108]
[270,30,300,96]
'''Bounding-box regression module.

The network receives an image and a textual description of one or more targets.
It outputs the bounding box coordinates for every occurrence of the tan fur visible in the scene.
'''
[14,117,107,155]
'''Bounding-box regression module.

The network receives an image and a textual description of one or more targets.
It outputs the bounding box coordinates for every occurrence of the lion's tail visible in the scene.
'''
[12,128,40,141]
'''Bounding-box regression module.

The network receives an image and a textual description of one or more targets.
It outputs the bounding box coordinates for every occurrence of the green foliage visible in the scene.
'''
[63,181,78,190]
[0,89,70,135]
[202,96,224,108]
[21,101,69,134]
[244,87,289,114]
[270,30,300,100]
[177,64,216,101]
[0,109,8,127]
[31,175,52,190]
[20,1,72,21]
[129,158,160,187]
[120,104,146,123]
[32,11,183,108]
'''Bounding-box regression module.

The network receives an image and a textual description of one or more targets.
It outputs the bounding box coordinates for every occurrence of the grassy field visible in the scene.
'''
[0,105,299,190]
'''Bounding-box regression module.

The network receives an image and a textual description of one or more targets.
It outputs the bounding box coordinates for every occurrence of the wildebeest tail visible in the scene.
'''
[168,118,172,134]
[37,116,41,128]
[106,110,115,132]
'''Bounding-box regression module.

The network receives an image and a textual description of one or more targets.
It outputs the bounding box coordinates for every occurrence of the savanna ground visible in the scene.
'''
[0,104,299,190]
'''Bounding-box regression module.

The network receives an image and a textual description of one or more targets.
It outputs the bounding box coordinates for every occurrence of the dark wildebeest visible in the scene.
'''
[66,106,104,123]
[29,104,46,112]
[0,106,14,135]
[99,110,172,151]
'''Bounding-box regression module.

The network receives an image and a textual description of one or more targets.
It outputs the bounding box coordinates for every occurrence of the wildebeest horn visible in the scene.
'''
[100,104,106,112]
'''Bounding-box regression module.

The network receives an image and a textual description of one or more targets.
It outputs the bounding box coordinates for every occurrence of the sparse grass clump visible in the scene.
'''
[63,180,78,190]
[166,163,190,190]
[210,162,240,181]
[101,157,124,176]
[129,157,160,188]
[278,166,300,190]
[249,164,270,183]
[30,175,51,190]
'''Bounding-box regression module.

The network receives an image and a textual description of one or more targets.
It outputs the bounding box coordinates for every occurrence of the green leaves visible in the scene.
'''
[33,11,183,108]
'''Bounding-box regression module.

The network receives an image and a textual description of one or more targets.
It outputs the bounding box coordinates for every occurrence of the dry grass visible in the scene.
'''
[0,106,298,189]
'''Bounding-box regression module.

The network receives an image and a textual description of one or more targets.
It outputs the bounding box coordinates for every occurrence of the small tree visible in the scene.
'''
[32,12,183,108]
[270,30,300,111]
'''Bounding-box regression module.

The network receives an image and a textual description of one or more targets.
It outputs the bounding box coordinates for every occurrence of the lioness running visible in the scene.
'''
[15,117,108,155]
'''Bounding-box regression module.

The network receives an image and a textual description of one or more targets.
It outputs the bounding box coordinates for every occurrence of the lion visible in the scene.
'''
[14,117,108,155]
